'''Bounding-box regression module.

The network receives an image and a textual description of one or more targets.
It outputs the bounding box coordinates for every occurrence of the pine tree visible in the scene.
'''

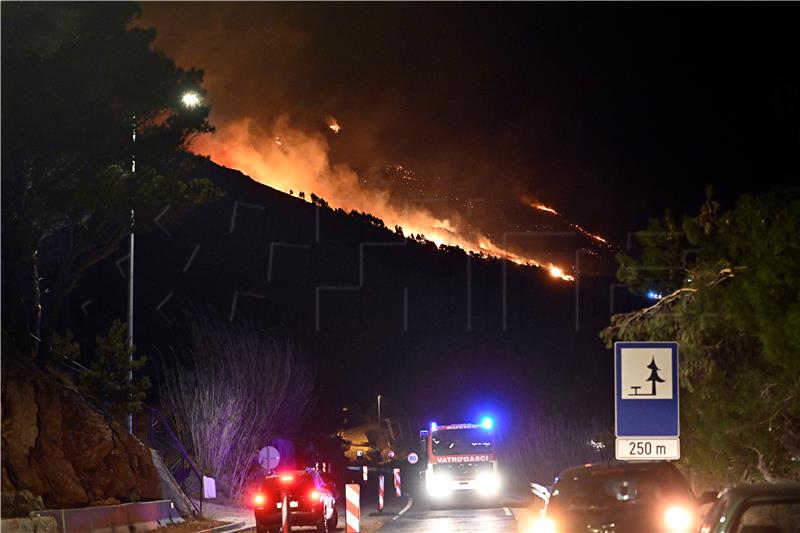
[79,320,149,421]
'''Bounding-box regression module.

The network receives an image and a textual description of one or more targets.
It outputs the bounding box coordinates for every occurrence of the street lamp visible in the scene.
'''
[126,91,204,434]
[377,395,382,425]
[181,91,201,109]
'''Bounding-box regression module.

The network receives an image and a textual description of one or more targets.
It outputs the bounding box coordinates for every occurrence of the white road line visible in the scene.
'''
[503,506,512,516]
[392,494,414,520]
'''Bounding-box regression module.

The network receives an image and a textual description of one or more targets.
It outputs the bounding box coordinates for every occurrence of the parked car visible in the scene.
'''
[251,469,338,533]
[700,483,800,533]
[530,461,716,533]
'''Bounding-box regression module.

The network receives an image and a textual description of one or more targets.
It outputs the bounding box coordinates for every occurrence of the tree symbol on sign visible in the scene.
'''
[645,357,665,395]
[629,356,666,396]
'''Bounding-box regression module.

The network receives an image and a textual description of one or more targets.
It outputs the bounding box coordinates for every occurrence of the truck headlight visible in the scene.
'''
[476,472,501,495]
[427,473,453,497]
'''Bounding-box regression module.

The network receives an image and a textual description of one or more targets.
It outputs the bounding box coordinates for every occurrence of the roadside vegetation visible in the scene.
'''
[602,186,800,485]
[160,314,314,499]
[501,413,613,487]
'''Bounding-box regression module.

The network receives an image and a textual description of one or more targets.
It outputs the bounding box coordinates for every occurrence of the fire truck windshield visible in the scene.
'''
[431,427,494,456]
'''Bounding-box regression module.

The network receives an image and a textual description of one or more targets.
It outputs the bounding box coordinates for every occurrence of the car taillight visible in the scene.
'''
[310,490,321,501]
[280,474,294,483]
[252,493,266,507]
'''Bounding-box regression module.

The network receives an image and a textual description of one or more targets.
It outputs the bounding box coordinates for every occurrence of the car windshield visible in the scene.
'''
[431,427,493,456]
[549,469,690,511]
[733,499,800,533]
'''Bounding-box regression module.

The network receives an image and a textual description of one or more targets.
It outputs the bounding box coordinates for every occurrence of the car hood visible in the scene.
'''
[547,505,673,533]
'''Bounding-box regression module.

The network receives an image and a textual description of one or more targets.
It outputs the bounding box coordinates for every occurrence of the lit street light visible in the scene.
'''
[181,91,201,108]
[127,91,203,434]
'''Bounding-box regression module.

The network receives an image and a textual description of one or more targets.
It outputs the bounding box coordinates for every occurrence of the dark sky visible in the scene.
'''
[140,2,799,243]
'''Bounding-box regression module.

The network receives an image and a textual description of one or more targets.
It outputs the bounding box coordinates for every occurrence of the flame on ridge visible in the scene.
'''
[190,117,576,282]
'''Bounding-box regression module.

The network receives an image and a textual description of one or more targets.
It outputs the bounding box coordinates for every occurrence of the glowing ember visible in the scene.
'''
[326,116,342,133]
[532,202,558,215]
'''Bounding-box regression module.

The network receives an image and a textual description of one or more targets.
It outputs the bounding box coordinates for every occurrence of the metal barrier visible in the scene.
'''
[31,500,182,533]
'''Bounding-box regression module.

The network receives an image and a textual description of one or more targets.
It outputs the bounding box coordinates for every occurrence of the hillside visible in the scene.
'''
[70,158,640,424]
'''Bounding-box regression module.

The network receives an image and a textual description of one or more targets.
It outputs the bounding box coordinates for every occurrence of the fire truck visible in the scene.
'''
[423,418,500,501]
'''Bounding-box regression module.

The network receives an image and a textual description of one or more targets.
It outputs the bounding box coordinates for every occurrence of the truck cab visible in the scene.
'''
[423,419,500,502]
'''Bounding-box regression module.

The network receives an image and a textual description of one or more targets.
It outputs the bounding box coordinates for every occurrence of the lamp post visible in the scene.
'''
[127,92,202,435]
[377,395,382,425]
[127,115,136,434]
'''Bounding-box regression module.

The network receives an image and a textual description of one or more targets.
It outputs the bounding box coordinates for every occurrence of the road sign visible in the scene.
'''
[615,438,680,460]
[615,342,680,460]
[258,446,281,472]
[406,452,419,465]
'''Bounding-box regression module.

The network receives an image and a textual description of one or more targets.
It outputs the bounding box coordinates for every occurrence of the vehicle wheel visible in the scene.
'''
[316,512,329,533]
[326,507,338,530]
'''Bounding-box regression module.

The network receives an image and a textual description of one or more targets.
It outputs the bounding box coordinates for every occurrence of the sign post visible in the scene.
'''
[615,341,680,460]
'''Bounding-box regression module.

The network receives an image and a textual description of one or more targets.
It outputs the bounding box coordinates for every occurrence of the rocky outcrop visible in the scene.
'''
[1,515,58,533]
[1,360,161,517]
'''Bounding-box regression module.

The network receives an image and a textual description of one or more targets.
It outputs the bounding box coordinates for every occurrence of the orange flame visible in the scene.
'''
[532,203,558,215]
[326,116,342,134]
[522,197,610,247]
[190,117,576,281]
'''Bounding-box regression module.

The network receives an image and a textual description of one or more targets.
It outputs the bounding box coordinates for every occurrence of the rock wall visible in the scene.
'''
[1,362,161,517]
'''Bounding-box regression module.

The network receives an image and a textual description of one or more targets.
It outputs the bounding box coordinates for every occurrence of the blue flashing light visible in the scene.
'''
[481,417,494,430]
[646,290,663,300]
[431,422,438,432]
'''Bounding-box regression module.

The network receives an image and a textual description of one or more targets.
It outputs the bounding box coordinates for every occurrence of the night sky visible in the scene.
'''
[140,3,799,244]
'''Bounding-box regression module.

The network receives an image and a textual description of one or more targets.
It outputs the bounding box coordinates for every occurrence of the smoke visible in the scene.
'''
[139,3,578,280]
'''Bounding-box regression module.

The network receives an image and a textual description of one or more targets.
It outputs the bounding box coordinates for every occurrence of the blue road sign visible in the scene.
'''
[615,342,679,437]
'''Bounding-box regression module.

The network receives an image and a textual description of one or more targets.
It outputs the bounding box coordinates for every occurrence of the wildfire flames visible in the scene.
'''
[532,202,558,215]
[190,117,576,281]
[326,116,342,134]
[523,197,610,247]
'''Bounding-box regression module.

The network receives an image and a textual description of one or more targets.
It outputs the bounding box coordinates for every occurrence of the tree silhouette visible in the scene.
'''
[646,357,666,395]
[1,3,218,364]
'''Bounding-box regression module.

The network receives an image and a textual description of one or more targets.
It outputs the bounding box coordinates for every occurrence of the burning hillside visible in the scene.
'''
[190,117,612,281]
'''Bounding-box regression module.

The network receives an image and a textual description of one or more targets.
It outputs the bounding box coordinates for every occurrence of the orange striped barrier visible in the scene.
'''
[393,468,401,497]
[346,483,360,533]
[378,475,384,512]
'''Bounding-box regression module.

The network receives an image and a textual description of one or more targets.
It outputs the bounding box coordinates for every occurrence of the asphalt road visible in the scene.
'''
[375,502,521,533]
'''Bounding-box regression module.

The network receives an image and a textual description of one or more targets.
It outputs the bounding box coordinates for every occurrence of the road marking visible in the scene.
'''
[503,506,512,516]
[391,495,413,520]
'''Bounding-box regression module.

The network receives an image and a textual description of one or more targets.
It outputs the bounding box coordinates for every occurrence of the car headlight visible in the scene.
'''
[664,505,693,531]
[476,472,501,495]
[530,517,556,533]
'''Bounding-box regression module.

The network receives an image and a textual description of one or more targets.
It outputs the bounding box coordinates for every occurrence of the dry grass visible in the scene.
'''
[154,518,228,533]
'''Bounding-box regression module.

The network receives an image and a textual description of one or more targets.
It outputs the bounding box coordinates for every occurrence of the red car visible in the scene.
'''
[251,469,338,533]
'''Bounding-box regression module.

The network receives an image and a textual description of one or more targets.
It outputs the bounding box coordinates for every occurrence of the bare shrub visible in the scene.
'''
[160,315,313,498]
[500,413,613,486]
